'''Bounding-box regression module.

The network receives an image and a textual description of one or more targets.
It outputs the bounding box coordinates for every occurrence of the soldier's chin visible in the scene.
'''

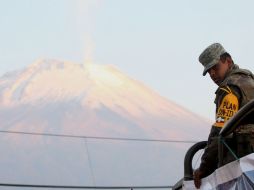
[213,79,220,85]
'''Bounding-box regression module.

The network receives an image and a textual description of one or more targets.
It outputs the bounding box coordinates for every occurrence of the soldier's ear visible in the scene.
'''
[225,57,233,66]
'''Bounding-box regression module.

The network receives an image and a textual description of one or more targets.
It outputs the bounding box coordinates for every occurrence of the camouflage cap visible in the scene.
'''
[199,43,226,76]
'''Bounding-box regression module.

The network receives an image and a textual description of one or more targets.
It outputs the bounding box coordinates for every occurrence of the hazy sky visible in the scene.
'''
[1,0,254,121]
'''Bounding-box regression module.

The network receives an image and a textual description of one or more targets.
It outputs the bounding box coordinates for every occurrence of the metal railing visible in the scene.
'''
[0,183,173,189]
[172,99,254,189]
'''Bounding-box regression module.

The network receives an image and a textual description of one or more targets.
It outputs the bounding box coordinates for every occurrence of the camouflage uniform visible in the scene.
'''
[199,64,254,177]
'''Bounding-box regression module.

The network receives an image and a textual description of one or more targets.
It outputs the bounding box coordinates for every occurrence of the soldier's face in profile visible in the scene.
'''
[208,59,230,85]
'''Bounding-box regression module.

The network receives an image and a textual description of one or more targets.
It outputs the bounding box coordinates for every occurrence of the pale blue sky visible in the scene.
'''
[1,0,254,121]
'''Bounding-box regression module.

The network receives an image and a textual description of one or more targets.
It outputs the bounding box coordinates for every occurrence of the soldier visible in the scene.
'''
[193,43,254,189]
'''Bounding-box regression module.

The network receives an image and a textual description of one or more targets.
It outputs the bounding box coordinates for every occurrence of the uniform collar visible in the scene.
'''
[214,64,239,94]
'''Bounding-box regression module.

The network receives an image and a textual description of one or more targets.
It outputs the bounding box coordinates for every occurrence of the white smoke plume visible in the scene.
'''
[75,0,101,66]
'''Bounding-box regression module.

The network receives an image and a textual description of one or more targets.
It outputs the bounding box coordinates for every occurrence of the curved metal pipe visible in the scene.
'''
[184,141,207,181]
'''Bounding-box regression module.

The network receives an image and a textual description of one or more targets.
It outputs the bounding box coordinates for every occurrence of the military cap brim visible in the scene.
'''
[202,58,219,76]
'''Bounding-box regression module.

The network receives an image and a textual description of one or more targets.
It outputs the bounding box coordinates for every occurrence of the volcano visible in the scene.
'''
[0,59,209,140]
[0,59,210,187]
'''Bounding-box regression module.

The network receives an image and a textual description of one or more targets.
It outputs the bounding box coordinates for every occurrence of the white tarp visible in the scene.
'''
[183,153,254,190]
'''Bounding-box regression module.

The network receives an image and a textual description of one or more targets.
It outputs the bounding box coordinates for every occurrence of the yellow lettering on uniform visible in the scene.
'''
[223,101,227,108]
[213,90,239,128]
[228,110,234,117]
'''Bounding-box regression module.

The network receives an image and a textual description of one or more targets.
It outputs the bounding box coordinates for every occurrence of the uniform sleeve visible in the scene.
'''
[198,85,241,177]
[199,126,221,177]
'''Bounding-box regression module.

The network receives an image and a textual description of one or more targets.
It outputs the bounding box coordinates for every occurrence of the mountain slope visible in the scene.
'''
[0,59,209,140]
[0,59,211,186]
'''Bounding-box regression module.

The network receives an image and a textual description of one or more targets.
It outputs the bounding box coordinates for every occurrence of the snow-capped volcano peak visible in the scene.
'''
[0,59,209,140]
[0,59,169,113]
[28,58,125,83]
[0,59,131,105]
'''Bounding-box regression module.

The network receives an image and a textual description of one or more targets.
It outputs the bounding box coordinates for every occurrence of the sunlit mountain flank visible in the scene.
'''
[0,59,210,187]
